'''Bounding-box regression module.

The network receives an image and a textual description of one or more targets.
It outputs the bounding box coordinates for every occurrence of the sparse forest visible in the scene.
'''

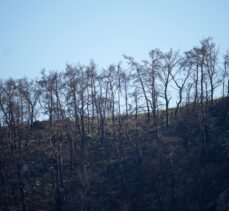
[0,38,229,211]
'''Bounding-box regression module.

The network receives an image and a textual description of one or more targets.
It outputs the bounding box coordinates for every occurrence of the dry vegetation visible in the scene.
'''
[0,38,229,210]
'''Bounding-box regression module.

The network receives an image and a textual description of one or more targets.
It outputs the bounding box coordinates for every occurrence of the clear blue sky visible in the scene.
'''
[1,0,229,79]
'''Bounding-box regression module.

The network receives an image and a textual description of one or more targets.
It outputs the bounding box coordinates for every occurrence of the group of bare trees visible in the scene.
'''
[0,37,228,153]
[0,38,228,148]
[0,37,229,210]
[0,38,229,153]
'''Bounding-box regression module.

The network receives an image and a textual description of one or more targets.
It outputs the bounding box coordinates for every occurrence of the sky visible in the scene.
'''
[1,0,229,79]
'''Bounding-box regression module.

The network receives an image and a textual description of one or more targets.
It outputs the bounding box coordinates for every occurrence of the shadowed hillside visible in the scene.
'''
[1,38,229,210]
[0,97,229,211]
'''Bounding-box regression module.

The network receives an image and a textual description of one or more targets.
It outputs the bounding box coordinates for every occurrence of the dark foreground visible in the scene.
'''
[0,99,229,211]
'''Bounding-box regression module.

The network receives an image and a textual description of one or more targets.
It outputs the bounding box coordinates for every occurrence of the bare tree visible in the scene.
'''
[17,78,40,128]
[185,48,200,111]
[146,49,162,130]
[124,55,151,122]
[0,79,17,146]
[38,69,56,128]
[85,60,98,134]
[159,49,180,126]
[171,55,191,118]
[223,51,229,97]
[205,39,220,104]
[65,64,81,149]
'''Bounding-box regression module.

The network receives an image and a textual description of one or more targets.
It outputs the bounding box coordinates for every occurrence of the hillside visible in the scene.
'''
[0,97,229,211]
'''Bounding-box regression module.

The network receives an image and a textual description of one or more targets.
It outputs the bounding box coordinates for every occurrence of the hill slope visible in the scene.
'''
[0,98,229,211]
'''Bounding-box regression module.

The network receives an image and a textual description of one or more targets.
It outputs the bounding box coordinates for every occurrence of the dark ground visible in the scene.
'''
[0,98,229,211]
